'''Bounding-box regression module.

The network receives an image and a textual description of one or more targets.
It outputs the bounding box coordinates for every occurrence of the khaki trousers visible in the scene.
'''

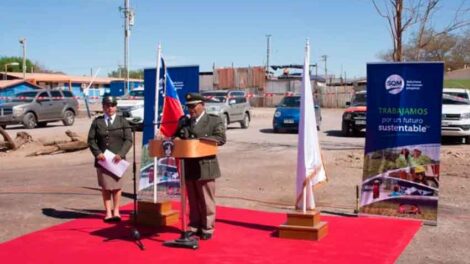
[185,179,216,234]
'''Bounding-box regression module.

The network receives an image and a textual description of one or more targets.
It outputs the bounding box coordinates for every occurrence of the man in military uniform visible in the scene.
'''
[174,93,226,240]
[87,94,132,222]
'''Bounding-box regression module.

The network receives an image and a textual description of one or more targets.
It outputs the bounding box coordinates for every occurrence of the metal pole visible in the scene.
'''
[180,159,188,233]
[321,55,328,85]
[266,34,271,76]
[153,44,162,204]
[123,0,130,95]
[19,38,26,79]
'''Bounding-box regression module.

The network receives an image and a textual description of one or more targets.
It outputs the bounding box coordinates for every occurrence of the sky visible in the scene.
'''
[1,0,468,79]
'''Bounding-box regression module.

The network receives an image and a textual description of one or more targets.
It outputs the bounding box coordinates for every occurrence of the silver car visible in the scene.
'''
[0,89,78,129]
[202,90,252,129]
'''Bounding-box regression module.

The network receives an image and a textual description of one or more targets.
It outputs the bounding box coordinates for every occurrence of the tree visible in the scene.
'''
[108,66,143,79]
[372,0,470,62]
[449,30,470,70]
[379,30,470,71]
[0,56,55,74]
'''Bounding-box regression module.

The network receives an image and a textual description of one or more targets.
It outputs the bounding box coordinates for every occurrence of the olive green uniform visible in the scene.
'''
[87,115,132,190]
[174,112,226,235]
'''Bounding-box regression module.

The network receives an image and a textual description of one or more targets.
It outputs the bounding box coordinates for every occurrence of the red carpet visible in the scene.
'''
[0,205,421,264]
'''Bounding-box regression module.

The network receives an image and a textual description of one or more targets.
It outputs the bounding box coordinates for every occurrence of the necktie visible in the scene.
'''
[107,117,112,127]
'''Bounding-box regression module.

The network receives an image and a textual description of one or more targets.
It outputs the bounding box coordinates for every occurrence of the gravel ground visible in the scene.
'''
[0,107,469,263]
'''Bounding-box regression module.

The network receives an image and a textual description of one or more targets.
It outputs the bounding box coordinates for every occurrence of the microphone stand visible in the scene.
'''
[127,119,145,250]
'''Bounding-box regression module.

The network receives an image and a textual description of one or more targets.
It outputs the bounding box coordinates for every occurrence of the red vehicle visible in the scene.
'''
[342,90,367,136]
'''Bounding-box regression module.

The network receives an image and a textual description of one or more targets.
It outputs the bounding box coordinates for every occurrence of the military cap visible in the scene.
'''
[102,94,117,106]
[185,93,205,105]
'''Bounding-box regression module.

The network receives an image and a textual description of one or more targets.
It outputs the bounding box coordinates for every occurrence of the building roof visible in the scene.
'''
[0,80,42,90]
[5,72,142,84]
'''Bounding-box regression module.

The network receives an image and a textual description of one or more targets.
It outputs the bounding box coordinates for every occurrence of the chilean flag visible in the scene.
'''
[159,59,184,137]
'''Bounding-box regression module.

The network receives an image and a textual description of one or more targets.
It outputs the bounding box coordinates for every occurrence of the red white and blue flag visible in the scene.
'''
[159,58,184,137]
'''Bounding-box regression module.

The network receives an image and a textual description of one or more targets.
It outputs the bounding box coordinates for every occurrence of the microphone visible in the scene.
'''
[176,116,197,139]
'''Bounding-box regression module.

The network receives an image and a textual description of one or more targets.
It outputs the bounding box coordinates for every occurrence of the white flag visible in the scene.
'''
[295,40,327,211]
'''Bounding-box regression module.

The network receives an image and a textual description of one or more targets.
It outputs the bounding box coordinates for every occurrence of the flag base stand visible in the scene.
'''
[278,210,328,241]
[163,231,199,249]
[134,200,179,227]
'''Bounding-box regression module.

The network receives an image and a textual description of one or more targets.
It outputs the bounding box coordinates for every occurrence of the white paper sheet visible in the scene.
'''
[97,149,130,178]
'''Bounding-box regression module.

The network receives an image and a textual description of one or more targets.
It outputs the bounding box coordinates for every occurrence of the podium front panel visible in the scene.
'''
[149,139,217,158]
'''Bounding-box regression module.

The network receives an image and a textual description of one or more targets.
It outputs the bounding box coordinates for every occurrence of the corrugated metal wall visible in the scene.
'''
[214,67,265,89]
[199,74,213,91]
[206,66,360,108]
[319,85,354,108]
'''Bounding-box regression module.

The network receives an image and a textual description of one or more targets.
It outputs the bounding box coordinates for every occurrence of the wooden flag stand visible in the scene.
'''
[135,200,179,227]
[278,210,328,240]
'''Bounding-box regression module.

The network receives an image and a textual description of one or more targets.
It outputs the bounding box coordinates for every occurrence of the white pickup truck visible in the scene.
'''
[442,88,470,144]
[116,88,144,129]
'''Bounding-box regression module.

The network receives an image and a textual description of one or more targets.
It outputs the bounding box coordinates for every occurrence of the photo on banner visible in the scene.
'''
[360,62,444,223]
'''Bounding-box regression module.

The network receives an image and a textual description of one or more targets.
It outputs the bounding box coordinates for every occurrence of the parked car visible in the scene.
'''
[116,87,145,129]
[441,88,470,144]
[201,90,251,129]
[272,95,322,133]
[0,89,78,129]
[342,90,367,136]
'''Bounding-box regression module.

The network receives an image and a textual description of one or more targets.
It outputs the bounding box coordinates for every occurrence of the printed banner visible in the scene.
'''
[138,66,199,201]
[360,62,444,223]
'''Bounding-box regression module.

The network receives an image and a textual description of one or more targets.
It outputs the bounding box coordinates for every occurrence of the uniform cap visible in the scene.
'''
[185,93,205,105]
[102,94,117,106]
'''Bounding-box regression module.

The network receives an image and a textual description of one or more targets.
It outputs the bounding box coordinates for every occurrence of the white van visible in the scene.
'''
[442,88,470,144]
[116,87,144,129]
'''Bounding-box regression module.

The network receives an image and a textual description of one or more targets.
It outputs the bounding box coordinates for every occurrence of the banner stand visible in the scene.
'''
[278,211,328,241]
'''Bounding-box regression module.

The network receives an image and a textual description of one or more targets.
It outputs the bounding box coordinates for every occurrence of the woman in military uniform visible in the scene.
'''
[174,93,226,240]
[87,95,132,222]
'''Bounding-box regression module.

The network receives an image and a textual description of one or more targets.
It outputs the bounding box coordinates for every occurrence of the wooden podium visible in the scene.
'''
[278,210,328,240]
[149,138,218,249]
[149,138,218,158]
[137,139,217,231]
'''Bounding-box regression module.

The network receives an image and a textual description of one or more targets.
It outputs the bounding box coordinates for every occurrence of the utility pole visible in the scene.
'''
[265,34,271,77]
[340,64,343,85]
[321,55,328,85]
[19,38,26,79]
[120,0,135,95]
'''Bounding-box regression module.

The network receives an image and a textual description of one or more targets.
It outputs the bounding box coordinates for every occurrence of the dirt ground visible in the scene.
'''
[0,108,469,263]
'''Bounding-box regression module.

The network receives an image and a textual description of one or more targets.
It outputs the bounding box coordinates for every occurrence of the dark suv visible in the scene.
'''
[0,89,78,129]
[342,90,367,136]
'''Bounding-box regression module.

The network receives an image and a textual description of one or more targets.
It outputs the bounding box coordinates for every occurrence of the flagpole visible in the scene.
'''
[153,43,162,204]
[279,39,328,241]
[304,41,309,213]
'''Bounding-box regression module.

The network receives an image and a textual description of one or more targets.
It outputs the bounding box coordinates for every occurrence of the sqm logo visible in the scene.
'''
[385,74,405,94]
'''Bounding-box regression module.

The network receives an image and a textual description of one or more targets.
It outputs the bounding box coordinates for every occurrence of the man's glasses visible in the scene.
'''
[187,104,198,109]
